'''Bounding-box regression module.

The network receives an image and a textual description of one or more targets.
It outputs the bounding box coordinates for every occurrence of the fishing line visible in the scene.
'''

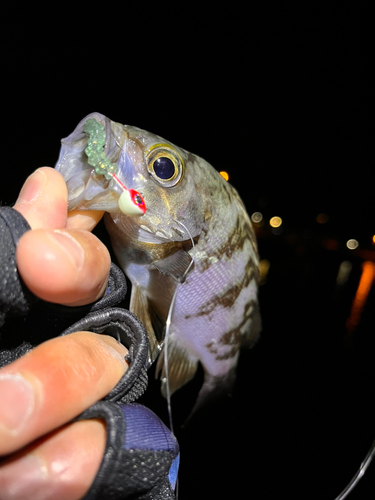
[88,118,375,499]
[166,218,373,500]
[161,224,375,500]
[333,439,375,500]
[164,288,178,436]
[162,220,195,500]
[164,219,195,436]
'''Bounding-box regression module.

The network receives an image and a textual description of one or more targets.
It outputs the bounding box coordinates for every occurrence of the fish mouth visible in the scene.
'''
[55,112,131,212]
[111,206,195,245]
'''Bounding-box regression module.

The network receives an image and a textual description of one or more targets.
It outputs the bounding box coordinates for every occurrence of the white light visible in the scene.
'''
[336,260,353,285]
[346,239,359,250]
[251,212,263,223]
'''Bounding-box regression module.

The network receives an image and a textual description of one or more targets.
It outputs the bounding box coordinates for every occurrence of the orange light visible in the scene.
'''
[346,261,375,334]
[258,259,270,284]
[324,238,338,250]
[372,235,375,244]
[270,216,282,228]
[316,213,329,224]
[219,171,229,181]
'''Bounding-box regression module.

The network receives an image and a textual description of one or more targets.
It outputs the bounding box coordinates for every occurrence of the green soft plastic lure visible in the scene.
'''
[83,118,146,216]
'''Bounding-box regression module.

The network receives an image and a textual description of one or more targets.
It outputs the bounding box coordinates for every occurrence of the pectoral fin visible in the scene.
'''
[155,339,198,397]
[130,284,161,366]
[130,269,182,366]
[151,250,193,283]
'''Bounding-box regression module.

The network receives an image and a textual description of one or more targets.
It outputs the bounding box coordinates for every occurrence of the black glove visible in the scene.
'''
[0,206,179,499]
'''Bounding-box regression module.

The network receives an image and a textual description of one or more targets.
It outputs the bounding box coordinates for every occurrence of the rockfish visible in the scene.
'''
[55,112,261,409]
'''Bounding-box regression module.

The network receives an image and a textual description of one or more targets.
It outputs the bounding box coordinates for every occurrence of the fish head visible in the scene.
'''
[55,112,206,243]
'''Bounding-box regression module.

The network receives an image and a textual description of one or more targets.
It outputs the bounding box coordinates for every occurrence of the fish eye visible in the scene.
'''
[153,157,175,180]
[146,143,184,187]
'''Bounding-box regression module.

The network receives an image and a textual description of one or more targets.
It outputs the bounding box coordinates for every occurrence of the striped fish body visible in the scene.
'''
[55,112,261,408]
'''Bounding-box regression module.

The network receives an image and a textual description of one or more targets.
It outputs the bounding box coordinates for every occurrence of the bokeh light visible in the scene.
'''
[219,171,229,181]
[346,239,359,250]
[316,213,329,224]
[336,260,353,285]
[258,259,270,284]
[269,216,282,228]
[346,261,375,333]
[251,212,263,223]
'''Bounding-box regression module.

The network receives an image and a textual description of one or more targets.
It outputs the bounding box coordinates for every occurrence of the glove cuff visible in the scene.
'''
[78,401,179,500]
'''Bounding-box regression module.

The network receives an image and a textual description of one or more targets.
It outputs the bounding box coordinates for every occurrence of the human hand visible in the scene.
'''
[14,166,109,307]
[0,168,128,499]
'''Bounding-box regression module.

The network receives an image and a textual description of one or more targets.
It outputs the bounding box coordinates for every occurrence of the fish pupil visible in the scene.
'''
[153,157,175,180]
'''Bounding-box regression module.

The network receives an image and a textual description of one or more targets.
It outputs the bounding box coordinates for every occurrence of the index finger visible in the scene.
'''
[14,167,105,232]
[0,331,128,456]
[14,167,68,230]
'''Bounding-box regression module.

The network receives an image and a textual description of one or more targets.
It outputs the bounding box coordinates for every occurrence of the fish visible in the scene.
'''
[55,112,261,410]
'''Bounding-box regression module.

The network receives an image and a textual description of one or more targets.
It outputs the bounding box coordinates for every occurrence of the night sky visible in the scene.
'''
[1,3,374,499]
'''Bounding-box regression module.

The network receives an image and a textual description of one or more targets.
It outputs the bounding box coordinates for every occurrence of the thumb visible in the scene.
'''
[14,167,68,230]
[16,228,111,306]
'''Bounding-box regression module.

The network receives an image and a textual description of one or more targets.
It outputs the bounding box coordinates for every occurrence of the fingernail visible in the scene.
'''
[15,169,47,205]
[50,230,85,270]
[0,454,49,500]
[0,374,34,435]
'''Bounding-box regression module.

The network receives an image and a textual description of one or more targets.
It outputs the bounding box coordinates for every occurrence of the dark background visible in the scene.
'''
[1,2,374,499]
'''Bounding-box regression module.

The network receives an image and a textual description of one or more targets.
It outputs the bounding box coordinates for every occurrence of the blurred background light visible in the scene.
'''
[316,213,329,224]
[346,239,359,250]
[258,259,270,284]
[219,171,229,181]
[336,260,353,285]
[324,238,338,250]
[346,261,375,334]
[251,212,263,223]
[270,216,282,228]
